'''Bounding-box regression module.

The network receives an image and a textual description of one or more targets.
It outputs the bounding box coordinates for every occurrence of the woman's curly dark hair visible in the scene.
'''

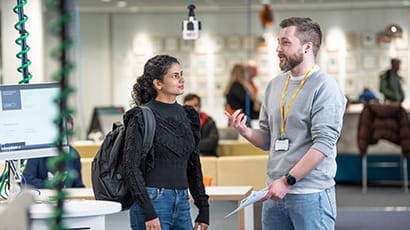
[131,54,180,106]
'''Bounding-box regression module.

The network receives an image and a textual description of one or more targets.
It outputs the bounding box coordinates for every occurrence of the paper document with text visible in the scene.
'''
[225,189,268,218]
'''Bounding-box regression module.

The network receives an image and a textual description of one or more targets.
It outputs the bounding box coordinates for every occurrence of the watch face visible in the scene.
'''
[286,174,296,185]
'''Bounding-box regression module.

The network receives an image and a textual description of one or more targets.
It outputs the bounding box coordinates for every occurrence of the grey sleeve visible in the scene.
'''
[310,79,346,157]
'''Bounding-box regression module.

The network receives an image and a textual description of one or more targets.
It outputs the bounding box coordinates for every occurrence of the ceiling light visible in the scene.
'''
[101,0,111,2]
[385,24,403,38]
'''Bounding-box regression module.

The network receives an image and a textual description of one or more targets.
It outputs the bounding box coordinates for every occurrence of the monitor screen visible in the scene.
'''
[87,106,124,137]
[0,83,69,161]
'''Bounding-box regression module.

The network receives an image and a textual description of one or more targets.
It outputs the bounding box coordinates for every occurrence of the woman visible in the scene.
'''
[123,54,209,230]
[224,63,260,120]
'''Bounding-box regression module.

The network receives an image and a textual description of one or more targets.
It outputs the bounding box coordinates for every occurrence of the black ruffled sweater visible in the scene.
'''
[123,100,209,224]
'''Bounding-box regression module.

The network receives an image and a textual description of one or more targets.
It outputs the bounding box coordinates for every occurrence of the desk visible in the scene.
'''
[38,186,254,230]
[202,186,253,230]
[30,200,121,230]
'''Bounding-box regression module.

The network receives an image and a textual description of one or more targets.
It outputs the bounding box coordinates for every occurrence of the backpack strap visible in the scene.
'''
[140,106,156,153]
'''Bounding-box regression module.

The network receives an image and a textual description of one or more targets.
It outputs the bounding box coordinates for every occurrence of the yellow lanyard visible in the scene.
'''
[280,64,316,133]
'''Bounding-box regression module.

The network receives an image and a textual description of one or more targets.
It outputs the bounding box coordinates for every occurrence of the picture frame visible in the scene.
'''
[378,55,390,70]
[226,35,242,51]
[212,36,225,53]
[193,55,210,75]
[362,53,378,70]
[345,32,357,50]
[243,35,256,51]
[326,52,339,73]
[256,54,273,75]
[345,52,358,73]
[361,31,377,48]
[344,75,358,95]
[164,37,178,52]
[180,39,194,52]
[214,55,226,74]
[151,37,163,53]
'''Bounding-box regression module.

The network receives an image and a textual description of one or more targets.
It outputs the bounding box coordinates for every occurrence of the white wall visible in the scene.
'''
[78,8,408,134]
[4,6,410,139]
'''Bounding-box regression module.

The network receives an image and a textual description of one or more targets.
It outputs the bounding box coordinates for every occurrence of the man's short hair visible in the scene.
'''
[279,17,322,57]
[391,58,401,65]
[183,93,201,106]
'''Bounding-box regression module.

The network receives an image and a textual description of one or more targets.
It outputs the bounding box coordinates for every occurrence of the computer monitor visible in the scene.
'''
[87,106,124,137]
[0,82,69,161]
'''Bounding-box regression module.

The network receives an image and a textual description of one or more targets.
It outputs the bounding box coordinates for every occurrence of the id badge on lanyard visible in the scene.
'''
[275,133,289,151]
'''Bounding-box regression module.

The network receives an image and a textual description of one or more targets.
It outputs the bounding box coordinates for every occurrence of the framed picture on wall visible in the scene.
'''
[361,32,377,48]
[193,55,210,75]
[326,52,338,73]
[344,75,358,95]
[256,54,272,75]
[180,39,194,52]
[362,74,379,92]
[212,36,225,53]
[345,32,357,50]
[243,35,256,51]
[164,37,178,52]
[226,35,242,51]
[214,55,226,74]
[362,53,379,70]
[178,56,191,74]
[378,55,390,70]
[151,37,163,53]
[346,52,358,72]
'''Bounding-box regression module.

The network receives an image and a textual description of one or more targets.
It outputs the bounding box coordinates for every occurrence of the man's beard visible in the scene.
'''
[279,49,304,72]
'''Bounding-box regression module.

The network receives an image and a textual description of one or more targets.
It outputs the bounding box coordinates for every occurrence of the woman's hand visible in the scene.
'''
[194,222,209,230]
[145,218,161,230]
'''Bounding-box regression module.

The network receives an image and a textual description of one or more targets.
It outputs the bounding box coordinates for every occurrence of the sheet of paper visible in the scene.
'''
[224,189,268,218]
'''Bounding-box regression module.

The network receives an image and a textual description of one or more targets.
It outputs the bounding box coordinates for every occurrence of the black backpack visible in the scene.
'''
[91,106,156,210]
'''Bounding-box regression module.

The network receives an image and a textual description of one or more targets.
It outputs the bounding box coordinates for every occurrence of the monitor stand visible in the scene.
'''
[5,160,22,201]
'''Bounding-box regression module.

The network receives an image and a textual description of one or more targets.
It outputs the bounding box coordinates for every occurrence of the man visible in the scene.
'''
[379,58,405,103]
[23,116,84,188]
[225,17,346,229]
[184,93,219,156]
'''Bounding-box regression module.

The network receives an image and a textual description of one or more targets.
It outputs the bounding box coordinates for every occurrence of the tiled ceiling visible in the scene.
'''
[78,0,410,12]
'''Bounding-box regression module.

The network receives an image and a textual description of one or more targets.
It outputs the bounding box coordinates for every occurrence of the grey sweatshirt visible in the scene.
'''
[259,67,346,193]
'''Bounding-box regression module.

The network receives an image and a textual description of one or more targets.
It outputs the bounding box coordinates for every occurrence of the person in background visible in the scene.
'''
[379,58,405,104]
[224,63,261,120]
[23,116,84,189]
[225,17,346,229]
[184,93,219,157]
[124,54,209,230]
[359,87,378,104]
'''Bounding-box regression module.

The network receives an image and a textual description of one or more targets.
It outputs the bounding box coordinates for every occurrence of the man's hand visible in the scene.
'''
[194,222,209,230]
[261,177,290,202]
[145,218,161,230]
[224,109,248,136]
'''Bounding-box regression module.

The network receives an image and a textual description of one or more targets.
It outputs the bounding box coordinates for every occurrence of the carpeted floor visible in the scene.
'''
[336,183,410,230]
[253,183,410,230]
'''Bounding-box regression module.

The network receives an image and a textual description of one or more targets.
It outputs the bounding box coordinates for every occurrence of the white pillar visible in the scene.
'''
[1,0,44,84]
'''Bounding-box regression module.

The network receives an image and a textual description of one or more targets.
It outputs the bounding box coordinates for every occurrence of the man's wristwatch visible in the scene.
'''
[285,173,296,186]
